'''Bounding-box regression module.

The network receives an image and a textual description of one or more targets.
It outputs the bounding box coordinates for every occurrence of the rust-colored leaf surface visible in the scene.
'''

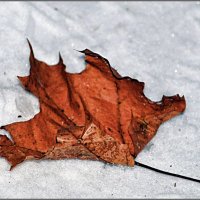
[0,42,186,170]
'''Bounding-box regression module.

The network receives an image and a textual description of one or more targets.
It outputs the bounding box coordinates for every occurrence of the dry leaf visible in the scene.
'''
[0,42,186,170]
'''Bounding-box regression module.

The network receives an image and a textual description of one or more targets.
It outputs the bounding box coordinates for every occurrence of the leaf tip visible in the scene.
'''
[58,52,63,64]
[74,49,96,57]
[26,38,35,59]
[73,48,81,53]
[9,165,15,171]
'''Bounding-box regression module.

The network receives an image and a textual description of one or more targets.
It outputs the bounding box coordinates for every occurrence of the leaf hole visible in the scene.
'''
[108,127,112,132]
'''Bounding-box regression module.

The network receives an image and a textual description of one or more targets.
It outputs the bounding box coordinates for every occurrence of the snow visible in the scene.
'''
[0,1,200,198]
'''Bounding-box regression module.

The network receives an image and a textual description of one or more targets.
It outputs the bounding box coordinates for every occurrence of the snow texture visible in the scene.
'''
[0,1,200,198]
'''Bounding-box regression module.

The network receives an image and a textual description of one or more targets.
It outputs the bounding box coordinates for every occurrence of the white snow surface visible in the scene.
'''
[0,1,200,198]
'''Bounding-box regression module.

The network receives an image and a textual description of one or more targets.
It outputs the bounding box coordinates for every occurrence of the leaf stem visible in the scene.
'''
[135,161,200,183]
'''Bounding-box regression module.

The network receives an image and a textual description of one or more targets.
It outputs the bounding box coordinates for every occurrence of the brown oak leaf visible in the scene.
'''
[0,42,186,170]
